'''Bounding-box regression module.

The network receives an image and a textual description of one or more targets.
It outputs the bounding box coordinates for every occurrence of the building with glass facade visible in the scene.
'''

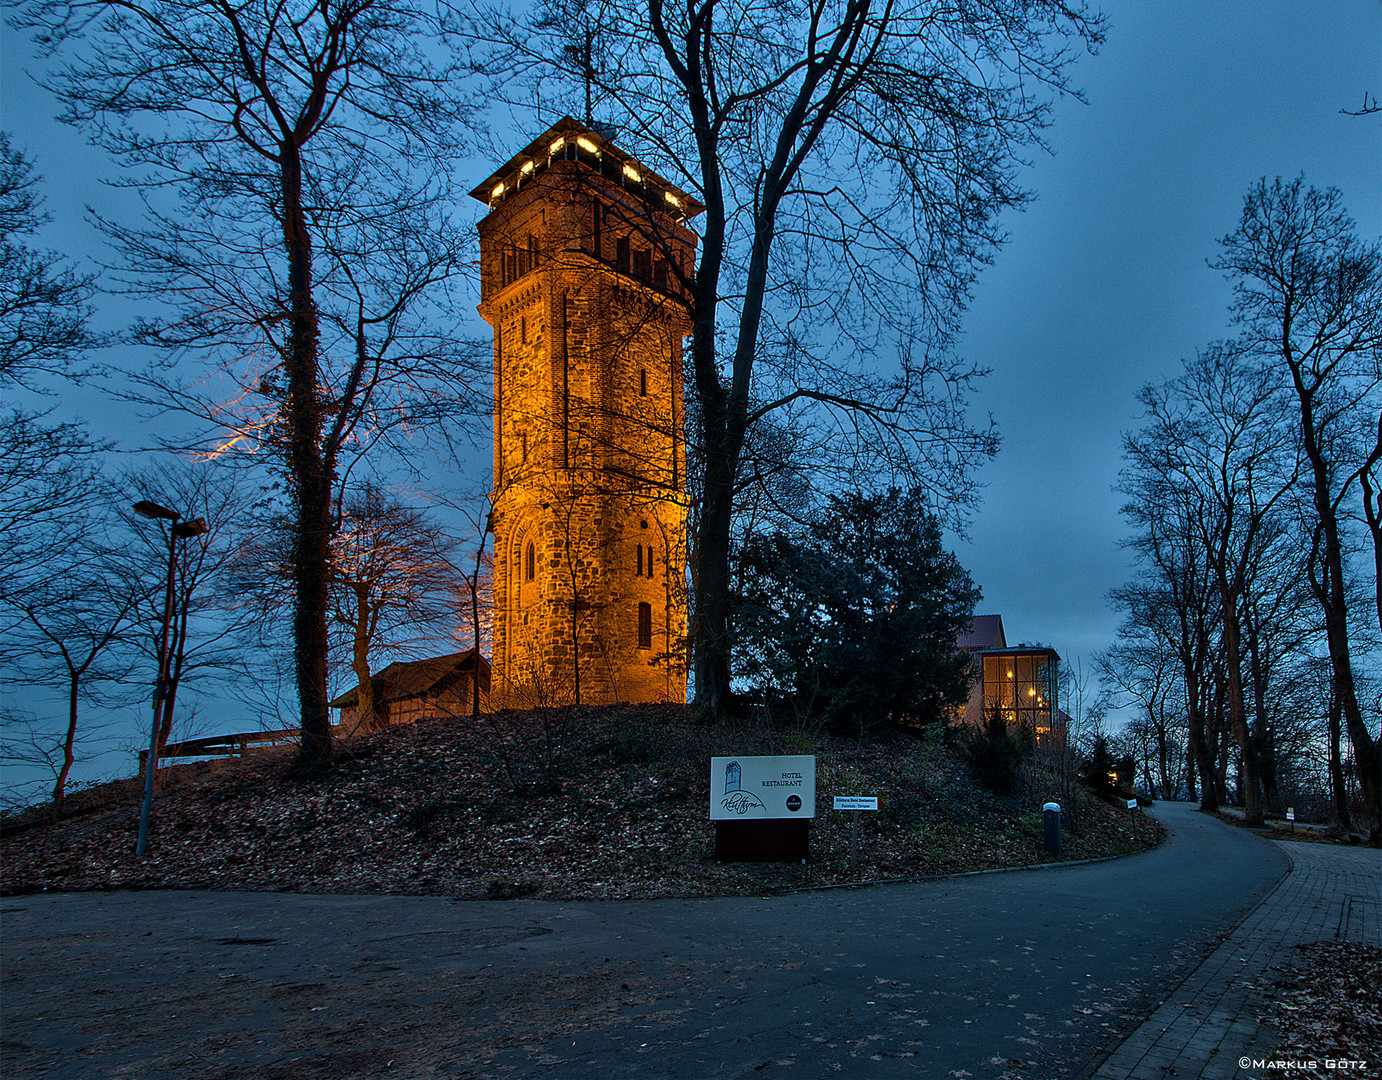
[956,615,1065,748]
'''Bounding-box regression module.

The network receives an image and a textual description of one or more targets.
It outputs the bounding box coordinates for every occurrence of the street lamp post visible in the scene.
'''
[132,500,208,856]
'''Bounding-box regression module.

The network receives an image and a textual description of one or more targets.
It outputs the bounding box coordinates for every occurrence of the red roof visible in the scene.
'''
[957,614,1006,651]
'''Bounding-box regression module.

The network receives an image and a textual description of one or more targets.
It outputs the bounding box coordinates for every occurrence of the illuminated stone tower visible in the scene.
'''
[472,118,700,705]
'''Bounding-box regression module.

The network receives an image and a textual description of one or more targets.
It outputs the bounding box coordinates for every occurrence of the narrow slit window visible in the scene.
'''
[639,368,648,396]
[525,541,536,582]
[637,602,652,649]
[636,544,644,576]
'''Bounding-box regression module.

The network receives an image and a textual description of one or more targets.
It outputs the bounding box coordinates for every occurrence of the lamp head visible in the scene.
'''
[133,500,180,521]
[173,518,208,539]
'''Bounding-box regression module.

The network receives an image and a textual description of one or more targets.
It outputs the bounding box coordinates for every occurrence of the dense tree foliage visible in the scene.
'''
[733,488,978,734]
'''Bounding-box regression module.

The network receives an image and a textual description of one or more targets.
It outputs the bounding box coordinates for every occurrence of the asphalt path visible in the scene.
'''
[1,802,1289,1079]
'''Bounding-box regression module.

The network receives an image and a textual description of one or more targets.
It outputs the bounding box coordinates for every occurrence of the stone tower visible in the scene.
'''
[472,118,701,706]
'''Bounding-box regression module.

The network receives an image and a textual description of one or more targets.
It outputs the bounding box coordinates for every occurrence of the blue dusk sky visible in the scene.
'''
[1,0,1379,774]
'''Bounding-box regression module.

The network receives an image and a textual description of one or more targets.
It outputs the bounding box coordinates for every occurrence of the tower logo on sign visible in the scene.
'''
[720,761,766,815]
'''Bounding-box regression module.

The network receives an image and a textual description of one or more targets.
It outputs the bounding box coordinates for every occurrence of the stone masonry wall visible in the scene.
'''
[479,151,694,706]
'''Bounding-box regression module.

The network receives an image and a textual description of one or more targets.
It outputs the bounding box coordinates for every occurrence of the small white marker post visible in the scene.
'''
[834,796,879,874]
[1287,806,1295,836]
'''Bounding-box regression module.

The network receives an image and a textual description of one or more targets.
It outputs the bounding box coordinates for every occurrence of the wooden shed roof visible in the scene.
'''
[329,649,490,709]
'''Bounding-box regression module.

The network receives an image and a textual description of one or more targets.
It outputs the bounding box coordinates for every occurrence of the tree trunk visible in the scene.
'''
[1187,705,1216,811]
[53,668,79,821]
[1246,616,1277,813]
[280,143,332,771]
[692,443,737,718]
[1360,412,1381,633]
[1181,642,1217,810]
[1219,573,1263,825]
[471,530,486,716]
[686,178,735,719]
[158,590,193,755]
[1327,688,1353,831]
[1153,706,1171,800]
[1211,676,1231,809]
[351,584,375,733]
[1298,380,1381,844]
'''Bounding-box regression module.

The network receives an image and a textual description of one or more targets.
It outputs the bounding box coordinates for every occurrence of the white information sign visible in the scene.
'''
[833,796,879,811]
[1286,808,1295,821]
[710,756,816,820]
[1126,799,1138,810]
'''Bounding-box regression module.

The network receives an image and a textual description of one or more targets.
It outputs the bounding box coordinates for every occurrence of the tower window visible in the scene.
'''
[636,544,643,577]
[637,602,652,649]
[639,368,648,396]
[525,541,536,582]
[616,236,630,275]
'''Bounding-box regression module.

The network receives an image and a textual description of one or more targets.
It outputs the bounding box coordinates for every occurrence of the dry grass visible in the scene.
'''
[2,703,1161,899]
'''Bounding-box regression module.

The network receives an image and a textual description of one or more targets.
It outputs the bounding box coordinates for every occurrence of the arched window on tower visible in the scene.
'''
[525,541,536,582]
[637,602,653,649]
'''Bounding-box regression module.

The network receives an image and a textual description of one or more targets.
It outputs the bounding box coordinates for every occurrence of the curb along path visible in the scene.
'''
[1090,835,1382,1080]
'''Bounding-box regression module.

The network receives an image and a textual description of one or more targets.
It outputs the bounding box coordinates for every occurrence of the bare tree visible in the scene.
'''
[485,0,1102,716]
[1213,177,1382,842]
[1340,92,1380,117]
[1097,597,1187,800]
[1124,347,1300,825]
[429,482,496,717]
[0,137,106,583]
[0,531,144,818]
[19,0,477,770]
[1120,419,1214,808]
[121,462,265,763]
[328,484,465,732]
[0,134,98,390]
[1361,414,1382,631]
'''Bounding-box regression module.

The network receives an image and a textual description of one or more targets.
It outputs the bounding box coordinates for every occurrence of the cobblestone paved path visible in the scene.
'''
[1,803,1319,1080]
[1092,835,1381,1080]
